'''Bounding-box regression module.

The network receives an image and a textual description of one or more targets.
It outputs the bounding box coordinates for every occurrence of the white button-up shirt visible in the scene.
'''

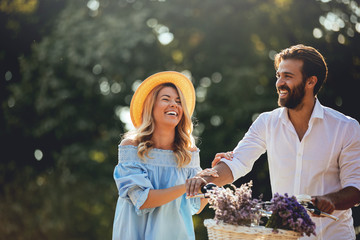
[222,99,360,240]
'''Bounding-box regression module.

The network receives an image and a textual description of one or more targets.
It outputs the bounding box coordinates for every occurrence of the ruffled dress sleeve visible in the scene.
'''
[113,146,154,215]
[187,150,202,215]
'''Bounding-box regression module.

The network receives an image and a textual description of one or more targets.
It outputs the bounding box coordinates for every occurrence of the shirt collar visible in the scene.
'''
[279,98,324,123]
[311,98,324,120]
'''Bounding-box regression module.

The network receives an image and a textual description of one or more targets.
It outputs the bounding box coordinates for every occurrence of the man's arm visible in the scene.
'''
[185,162,234,197]
[314,120,360,214]
[312,186,360,214]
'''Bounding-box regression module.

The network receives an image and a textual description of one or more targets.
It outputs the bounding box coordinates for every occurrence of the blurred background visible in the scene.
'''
[1,0,360,239]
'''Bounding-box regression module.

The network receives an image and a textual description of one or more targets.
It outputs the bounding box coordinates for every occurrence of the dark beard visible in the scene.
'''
[278,80,306,109]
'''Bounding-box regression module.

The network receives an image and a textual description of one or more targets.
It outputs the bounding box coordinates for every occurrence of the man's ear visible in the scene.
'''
[307,76,317,88]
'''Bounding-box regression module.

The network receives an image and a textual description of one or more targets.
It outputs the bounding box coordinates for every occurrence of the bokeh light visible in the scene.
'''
[87,0,100,11]
[5,71,12,81]
[210,115,223,127]
[34,149,43,161]
[313,28,323,39]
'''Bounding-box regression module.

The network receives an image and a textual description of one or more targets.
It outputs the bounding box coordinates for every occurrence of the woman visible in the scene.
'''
[112,71,209,240]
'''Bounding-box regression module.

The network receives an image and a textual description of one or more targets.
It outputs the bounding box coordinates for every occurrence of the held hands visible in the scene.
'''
[185,168,219,197]
[212,151,233,167]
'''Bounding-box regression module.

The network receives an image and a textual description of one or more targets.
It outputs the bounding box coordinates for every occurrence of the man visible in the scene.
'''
[186,44,360,239]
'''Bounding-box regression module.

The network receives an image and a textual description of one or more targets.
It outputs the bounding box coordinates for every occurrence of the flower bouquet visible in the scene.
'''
[203,181,316,240]
[265,193,316,237]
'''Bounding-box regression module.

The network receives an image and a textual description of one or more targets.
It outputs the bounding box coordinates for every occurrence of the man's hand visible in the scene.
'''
[212,151,233,167]
[197,168,219,178]
[311,196,335,215]
[310,186,360,217]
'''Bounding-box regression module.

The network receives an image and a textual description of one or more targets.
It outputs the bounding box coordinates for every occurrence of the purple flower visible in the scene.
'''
[207,183,316,237]
[208,181,261,226]
[265,193,316,237]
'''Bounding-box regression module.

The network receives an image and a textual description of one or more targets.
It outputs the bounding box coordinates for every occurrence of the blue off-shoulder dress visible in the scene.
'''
[112,145,202,240]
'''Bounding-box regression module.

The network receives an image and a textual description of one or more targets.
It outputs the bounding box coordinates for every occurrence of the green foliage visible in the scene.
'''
[1,0,360,239]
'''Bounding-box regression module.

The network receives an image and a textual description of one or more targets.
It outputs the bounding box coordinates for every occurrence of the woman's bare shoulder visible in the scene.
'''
[120,138,138,146]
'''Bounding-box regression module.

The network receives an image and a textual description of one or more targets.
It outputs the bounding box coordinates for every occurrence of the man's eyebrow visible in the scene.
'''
[277,71,295,76]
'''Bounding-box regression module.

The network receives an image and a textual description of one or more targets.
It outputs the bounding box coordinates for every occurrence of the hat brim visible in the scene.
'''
[130,71,195,128]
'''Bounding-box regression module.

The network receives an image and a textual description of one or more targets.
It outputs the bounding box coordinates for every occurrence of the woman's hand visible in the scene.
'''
[185,168,218,197]
[197,168,219,178]
[212,151,233,167]
[185,176,207,197]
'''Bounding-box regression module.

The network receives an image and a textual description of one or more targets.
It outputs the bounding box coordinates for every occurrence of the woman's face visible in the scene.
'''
[152,86,183,128]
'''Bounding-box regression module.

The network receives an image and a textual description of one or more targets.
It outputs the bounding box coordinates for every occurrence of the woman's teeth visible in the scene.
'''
[166,111,177,116]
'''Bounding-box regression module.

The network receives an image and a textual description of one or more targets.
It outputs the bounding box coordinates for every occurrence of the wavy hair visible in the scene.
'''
[123,83,195,167]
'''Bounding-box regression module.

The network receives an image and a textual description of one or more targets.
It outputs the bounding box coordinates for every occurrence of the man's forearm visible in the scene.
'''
[313,186,360,214]
[204,162,234,186]
[325,186,360,210]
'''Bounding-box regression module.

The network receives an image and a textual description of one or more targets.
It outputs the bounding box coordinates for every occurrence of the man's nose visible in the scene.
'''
[276,77,284,87]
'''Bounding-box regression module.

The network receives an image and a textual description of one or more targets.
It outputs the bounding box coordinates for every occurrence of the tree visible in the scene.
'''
[1,0,359,239]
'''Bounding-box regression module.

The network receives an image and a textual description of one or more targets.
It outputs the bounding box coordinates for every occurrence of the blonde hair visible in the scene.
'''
[123,83,195,167]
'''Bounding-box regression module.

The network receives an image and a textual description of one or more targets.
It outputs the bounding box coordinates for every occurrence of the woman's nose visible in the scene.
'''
[169,99,177,107]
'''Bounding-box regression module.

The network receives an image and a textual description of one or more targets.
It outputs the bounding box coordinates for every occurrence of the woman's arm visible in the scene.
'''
[139,184,186,209]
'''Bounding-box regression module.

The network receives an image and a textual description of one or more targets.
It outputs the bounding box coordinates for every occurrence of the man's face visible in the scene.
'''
[276,59,306,109]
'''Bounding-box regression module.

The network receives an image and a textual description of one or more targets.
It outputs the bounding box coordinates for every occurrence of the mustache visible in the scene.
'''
[277,86,291,92]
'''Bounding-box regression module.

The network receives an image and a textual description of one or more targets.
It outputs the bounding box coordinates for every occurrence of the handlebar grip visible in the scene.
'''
[306,202,339,221]
[201,183,217,193]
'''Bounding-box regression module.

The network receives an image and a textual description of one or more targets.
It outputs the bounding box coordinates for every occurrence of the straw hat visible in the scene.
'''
[130,71,196,128]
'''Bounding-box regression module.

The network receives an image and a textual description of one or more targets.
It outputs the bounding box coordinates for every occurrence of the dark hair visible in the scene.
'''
[274,44,328,96]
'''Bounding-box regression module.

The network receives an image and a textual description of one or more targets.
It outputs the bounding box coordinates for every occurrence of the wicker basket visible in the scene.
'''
[204,219,301,240]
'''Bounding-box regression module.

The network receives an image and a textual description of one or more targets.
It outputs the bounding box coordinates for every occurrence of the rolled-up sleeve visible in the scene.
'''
[339,119,360,191]
[222,113,267,181]
[114,162,154,215]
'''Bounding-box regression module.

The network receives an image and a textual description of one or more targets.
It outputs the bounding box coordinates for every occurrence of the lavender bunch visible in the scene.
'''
[208,181,261,226]
[265,193,316,237]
